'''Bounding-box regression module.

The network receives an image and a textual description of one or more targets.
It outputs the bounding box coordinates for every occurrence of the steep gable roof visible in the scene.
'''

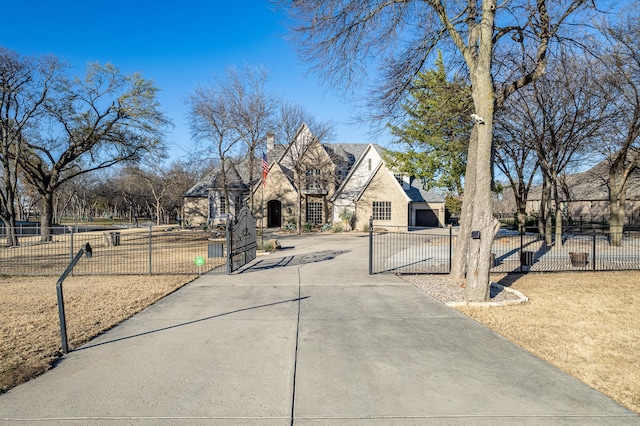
[354,161,411,203]
[277,123,316,168]
[251,161,297,197]
[331,143,380,202]
[183,164,247,197]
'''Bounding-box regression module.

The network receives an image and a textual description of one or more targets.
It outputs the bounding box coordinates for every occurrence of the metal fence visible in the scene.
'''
[0,226,228,276]
[369,225,640,274]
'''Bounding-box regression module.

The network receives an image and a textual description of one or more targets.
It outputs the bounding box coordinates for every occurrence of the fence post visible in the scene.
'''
[226,216,232,275]
[68,226,74,264]
[148,226,153,275]
[593,228,597,271]
[520,225,524,273]
[368,216,373,275]
[448,225,453,274]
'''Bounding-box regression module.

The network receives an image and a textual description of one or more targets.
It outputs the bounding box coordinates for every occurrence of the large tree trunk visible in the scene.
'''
[553,178,563,247]
[608,160,629,246]
[537,178,546,235]
[542,175,553,245]
[464,71,500,302]
[516,197,527,229]
[1,168,19,246]
[609,180,626,246]
[1,183,20,246]
[1,213,19,247]
[450,127,478,279]
[41,191,54,242]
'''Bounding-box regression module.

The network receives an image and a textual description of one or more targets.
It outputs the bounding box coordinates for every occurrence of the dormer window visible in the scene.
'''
[306,169,322,189]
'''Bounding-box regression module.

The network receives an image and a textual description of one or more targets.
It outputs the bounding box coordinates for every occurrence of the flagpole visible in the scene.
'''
[261,151,267,245]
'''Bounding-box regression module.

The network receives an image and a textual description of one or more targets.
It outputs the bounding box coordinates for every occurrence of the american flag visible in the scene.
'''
[262,152,268,187]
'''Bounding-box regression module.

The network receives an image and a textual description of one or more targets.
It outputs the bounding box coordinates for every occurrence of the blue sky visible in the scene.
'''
[1,0,387,162]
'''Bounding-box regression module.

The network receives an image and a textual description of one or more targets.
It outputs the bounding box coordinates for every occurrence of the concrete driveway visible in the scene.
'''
[1,233,638,424]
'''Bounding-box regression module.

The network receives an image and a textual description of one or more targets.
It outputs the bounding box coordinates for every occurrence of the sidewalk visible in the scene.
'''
[1,234,638,424]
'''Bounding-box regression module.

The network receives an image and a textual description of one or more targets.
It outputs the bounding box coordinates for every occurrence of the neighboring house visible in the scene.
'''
[184,123,446,229]
[494,160,640,223]
[182,164,248,226]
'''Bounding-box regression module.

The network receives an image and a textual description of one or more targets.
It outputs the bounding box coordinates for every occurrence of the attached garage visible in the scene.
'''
[405,183,446,228]
[416,209,440,227]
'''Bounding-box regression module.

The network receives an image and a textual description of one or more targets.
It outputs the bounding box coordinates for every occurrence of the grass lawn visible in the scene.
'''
[457,271,640,414]
[0,275,195,392]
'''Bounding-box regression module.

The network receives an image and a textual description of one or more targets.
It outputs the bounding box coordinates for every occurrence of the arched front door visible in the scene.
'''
[267,200,282,228]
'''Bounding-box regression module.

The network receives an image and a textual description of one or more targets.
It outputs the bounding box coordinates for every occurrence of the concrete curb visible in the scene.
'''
[447,282,529,307]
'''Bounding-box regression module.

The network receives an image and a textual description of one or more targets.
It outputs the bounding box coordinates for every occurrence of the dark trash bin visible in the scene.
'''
[520,250,535,266]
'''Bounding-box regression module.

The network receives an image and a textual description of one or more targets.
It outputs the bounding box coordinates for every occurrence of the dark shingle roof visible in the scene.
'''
[324,143,367,165]
[183,165,247,197]
[404,180,446,203]
[184,171,216,197]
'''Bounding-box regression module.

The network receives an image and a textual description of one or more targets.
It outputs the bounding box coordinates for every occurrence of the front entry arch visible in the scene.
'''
[267,200,282,228]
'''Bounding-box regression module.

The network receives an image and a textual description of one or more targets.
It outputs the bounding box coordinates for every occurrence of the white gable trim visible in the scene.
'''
[330,143,377,202]
[354,161,411,203]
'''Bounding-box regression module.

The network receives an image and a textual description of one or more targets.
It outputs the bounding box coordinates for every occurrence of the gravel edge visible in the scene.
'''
[402,274,528,307]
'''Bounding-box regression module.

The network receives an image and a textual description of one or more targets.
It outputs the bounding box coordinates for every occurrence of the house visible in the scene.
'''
[252,123,353,228]
[253,124,446,230]
[184,123,446,230]
[182,164,248,226]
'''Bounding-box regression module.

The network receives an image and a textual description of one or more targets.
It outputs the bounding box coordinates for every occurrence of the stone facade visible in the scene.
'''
[183,123,447,230]
[182,197,208,226]
[355,165,411,230]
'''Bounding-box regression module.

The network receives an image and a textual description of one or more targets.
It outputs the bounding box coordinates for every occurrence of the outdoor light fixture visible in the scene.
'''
[470,113,485,124]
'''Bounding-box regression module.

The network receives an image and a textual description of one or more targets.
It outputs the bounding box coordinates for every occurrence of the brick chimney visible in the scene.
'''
[266,132,275,152]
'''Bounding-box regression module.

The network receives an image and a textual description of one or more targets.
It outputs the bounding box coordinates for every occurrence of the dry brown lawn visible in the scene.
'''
[457,271,640,414]
[0,274,195,393]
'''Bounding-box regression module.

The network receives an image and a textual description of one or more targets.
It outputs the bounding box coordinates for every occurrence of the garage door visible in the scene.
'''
[416,209,439,227]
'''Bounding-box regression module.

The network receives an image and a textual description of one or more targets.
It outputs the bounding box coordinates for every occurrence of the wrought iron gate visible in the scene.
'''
[226,205,257,273]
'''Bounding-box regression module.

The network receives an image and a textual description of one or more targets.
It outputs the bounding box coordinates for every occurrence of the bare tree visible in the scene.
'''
[525,56,606,245]
[281,0,594,301]
[594,12,640,245]
[275,101,335,147]
[163,159,211,224]
[125,166,168,226]
[226,66,276,211]
[493,105,539,229]
[0,48,63,245]
[495,53,605,241]
[187,71,249,220]
[19,62,169,240]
